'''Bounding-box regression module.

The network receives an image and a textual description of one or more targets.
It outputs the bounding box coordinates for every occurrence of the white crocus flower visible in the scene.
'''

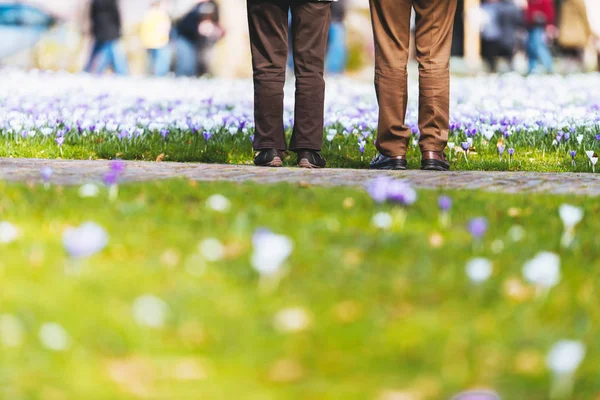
[39,323,70,351]
[206,194,231,213]
[585,150,594,161]
[372,212,393,230]
[576,134,583,145]
[199,238,225,262]
[273,307,311,333]
[547,340,586,375]
[78,183,100,198]
[62,222,108,258]
[523,252,561,289]
[447,142,455,151]
[251,230,294,276]
[0,314,24,348]
[559,204,583,230]
[326,129,337,142]
[0,222,19,244]
[465,258,493,283]
[132,295,169,328]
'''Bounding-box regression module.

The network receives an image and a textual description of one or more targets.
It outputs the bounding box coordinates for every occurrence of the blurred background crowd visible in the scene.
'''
[0,0,598,77]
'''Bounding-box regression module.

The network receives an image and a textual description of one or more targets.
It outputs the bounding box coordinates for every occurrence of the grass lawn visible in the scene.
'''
[0,130,599,173]
[0,179,599,399]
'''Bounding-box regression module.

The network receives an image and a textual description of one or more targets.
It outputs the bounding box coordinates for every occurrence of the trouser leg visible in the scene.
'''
[248,0,289,151]
[413,0,457,153]
[289,0,331,151]
[175,37,198,77]
[109,40,129,75]
[369,0,412,157]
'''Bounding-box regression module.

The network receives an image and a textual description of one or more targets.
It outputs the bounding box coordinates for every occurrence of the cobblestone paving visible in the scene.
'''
[1,158,599,196]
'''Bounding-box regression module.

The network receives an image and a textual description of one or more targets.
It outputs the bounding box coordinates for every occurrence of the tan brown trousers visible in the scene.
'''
[370,0,458,156]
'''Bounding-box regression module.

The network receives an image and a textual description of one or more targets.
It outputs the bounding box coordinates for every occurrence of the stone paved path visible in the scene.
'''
[1,158,599,196]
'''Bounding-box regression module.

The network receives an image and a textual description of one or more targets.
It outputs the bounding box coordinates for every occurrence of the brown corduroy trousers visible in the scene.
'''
[370,0,458,156]
[248,0,331,151]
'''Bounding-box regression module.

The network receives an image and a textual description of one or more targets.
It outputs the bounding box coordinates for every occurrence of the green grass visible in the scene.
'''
[1,129,599,173]
[1,179,599,399]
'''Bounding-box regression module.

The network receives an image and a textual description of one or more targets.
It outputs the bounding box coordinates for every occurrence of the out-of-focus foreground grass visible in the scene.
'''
[0,179,599,399]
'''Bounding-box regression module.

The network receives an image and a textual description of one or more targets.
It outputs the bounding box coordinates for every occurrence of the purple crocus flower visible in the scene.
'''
[56,137,64,146]
[438,195,452,212]
[497,145,506,156]
[358,140,366,154]
[110,160,126,174]
[367,176,392,204]
[104,170,120,186]
[160,129,169,139]
[387,180,417,206]
[461,142,470,151]
[570,150,577,159]
[203,131,213,142]
[41,166,53,183]
[468,217,488,239]
[595,134,600,141]
[508,148,515,156]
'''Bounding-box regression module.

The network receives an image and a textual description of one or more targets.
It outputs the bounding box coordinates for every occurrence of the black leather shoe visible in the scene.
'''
[369,154,407,170]
[254,149,284,167]
[297,150,326,169]
[421,151,450,171]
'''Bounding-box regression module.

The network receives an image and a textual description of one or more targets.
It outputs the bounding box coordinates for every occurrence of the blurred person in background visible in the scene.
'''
[585,0,600,71]
[140,0,172,76]
[497,0,523,70]
[558,0,590,71]
[326,0,348,74]
[85,0,129,75]
[525,0,556,74]
[481,0,504,72]
[480,0,522,73]
[175,0,224,77]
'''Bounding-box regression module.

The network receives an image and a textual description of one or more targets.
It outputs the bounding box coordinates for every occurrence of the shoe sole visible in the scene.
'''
[369,161,407,170]
[256,157,283,167]
[299,158,325,169]
[421,160,450,171]
[370,165,407,171]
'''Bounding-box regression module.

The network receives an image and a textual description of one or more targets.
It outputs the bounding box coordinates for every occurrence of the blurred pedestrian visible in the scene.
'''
[326,0,348,74]
[248,0,332,168]
[558,0,590,71]
[85,0,129,75]
[525,0,556,74]
[140,0,173,77]
[585,0,600,70]
[481,0,504,72]
[497,0,523,70]
[369,0,458,171]
[175,0,224,77]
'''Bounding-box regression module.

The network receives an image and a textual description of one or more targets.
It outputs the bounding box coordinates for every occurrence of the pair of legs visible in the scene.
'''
[369,0,457,159]
[526,26,554,74]
[85,40,129,75]
[147,47,172,77]
[482,39,515,73]
[247,0,330,154]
